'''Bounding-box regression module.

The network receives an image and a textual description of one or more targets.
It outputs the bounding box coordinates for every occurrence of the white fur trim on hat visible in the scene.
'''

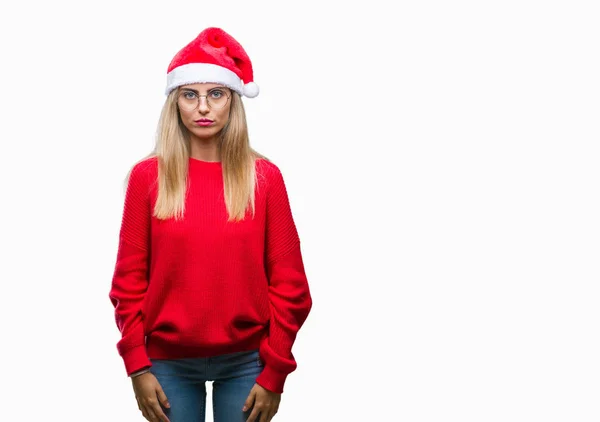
[165,63,243,95]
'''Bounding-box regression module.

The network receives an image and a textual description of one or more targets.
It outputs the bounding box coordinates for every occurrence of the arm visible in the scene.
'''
[108,161,153,376]
[256,165,313,394]
[129,367,151,377]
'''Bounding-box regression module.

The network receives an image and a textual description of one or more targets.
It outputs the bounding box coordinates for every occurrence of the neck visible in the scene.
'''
[189,137,221,162]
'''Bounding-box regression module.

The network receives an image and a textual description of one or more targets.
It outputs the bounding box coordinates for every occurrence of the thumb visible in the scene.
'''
[156,385,170,409]
[242,389,255,412]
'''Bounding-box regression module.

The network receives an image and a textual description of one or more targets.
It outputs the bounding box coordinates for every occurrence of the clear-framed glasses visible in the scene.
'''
[177,87,232,111]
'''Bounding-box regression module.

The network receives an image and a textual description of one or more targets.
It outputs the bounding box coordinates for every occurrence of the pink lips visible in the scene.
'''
[195,119,214,127]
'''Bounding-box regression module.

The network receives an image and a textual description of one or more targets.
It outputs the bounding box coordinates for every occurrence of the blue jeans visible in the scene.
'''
[149,349,264,422]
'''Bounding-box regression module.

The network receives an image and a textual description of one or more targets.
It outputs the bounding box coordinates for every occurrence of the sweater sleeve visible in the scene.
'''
[108,161,153,376]
[256,165,313,394]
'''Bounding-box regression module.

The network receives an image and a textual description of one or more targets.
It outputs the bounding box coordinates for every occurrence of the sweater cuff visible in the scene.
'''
[122,344,152,376]
[255,364,289,394]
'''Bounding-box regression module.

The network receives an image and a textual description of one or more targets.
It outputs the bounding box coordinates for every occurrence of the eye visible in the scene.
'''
[183,91,198,99]
[209,90,225,99]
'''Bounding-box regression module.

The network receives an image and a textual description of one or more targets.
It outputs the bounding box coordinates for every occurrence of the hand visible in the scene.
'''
[242,383,281,422]
[131,371,171,422]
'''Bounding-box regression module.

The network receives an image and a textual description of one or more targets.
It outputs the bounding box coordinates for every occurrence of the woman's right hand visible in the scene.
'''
[131,371,171,422]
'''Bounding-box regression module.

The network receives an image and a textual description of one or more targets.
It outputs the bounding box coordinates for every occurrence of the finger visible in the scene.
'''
[145,404,160,422]
[152,401,171,422]
[246,406,260,422]
[144,396,169,422]
[259,406,271,422]
[265,408,276,422]
[242,390,256,413]
[258,409,267,422]
[141,404,153,422]
[156,386,171,410]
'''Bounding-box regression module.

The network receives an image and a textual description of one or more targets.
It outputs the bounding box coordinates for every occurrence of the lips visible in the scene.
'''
[195,119,214,126]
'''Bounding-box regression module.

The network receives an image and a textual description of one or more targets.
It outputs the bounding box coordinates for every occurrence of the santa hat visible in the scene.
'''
[165,27,259,98]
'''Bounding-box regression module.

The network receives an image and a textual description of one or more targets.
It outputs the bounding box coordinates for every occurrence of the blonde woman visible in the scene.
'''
[109,27,313,422]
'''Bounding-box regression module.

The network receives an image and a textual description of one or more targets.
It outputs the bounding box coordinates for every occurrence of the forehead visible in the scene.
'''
[179,82,227,91]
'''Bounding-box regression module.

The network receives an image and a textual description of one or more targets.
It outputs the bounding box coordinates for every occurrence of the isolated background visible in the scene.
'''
[1,0,598,421]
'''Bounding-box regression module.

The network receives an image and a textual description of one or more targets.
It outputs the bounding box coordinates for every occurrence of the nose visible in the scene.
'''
[198,96,210,114]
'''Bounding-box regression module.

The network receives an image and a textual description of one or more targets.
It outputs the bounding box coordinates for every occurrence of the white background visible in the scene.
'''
[0,0,598,421]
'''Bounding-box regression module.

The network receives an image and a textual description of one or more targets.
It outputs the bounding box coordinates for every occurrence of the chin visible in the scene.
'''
[191,128,220,140]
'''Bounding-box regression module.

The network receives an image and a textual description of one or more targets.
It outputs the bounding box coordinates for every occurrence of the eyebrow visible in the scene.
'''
[180,86,228,94]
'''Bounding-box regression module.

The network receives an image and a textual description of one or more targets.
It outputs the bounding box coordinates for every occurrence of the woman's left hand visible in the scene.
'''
[242,383,281,422]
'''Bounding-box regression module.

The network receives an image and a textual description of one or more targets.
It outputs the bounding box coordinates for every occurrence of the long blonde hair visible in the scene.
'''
[127,88,269,222]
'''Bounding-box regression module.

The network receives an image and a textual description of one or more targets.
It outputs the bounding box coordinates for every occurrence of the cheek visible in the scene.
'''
[216,106,230,123]
[186,109,199,120]
[178,109,193,127]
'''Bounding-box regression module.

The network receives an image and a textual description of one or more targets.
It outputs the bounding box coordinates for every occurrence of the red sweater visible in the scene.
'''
[109,156,312,394]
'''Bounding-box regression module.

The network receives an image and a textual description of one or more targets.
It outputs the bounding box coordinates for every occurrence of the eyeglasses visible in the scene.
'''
[177,87,232,111]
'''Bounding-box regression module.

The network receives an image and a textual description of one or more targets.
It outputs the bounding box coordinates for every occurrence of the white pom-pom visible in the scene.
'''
[243,82,259,98]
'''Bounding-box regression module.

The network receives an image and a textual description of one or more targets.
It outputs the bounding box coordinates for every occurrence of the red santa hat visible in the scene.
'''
[165,27,259,98]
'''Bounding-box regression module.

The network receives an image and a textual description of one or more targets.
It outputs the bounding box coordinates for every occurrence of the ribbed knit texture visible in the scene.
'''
[109,156,312,394]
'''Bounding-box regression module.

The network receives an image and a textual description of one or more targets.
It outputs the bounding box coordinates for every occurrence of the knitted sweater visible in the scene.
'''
[108,156,312,394]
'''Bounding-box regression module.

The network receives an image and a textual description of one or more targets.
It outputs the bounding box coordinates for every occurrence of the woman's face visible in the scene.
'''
[176,83,232,143]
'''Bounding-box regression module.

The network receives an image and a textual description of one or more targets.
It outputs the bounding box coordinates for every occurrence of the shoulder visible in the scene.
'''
[129,155,158,181]
[255,158,288,197]
[127,156,158,193]
[131,155,158,175]
[255,156,279,173]
[255,157,284,184]
[254,158,293,204]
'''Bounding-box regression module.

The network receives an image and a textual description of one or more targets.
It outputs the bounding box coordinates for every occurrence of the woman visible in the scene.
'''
[109,27,313,422]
